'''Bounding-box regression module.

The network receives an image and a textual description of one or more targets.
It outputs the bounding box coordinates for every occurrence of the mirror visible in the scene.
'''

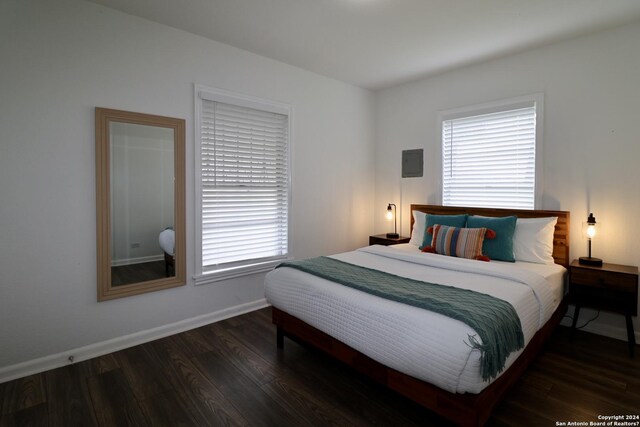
[96,108,185,301]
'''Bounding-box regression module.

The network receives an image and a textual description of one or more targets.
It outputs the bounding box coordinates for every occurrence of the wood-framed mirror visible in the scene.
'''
[96,108,186,301]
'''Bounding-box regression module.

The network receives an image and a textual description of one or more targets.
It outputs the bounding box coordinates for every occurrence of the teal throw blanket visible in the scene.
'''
[277,256,524,380]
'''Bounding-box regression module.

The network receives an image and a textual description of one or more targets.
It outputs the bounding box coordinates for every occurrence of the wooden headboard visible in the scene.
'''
[410,205,570,268]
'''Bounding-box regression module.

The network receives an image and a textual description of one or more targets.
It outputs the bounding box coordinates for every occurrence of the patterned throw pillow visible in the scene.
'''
[421,224,496,261]
[419,213,468,250]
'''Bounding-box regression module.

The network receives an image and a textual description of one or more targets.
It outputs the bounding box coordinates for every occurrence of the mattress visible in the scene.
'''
[264,244,565,394]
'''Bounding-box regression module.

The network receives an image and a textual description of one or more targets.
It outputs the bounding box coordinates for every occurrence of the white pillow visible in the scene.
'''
[409,210,427,246]
[513,217,558,264]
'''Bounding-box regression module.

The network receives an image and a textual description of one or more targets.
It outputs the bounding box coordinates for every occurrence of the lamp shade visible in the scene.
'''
[585,212,597,239]
[386,208,393,221]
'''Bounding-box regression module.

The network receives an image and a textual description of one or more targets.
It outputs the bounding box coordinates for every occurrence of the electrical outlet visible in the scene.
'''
[131,242,140,248]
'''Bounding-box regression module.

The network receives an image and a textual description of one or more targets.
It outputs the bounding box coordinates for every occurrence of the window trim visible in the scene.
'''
[436,93,544,210]
[193,84,293,286]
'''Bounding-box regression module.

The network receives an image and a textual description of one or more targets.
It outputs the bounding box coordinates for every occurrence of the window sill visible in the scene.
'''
[194,259,287,286]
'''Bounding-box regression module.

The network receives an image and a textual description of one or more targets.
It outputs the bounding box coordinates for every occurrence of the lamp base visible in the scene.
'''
[386,233,400,239]
[579,256,603,267]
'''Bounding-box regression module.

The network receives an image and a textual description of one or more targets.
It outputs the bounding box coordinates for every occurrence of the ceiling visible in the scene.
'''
[87,0,640,90]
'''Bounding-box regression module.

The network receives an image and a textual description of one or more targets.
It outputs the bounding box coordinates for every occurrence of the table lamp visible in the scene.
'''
[386,203,399,238]
[579,212,603,266]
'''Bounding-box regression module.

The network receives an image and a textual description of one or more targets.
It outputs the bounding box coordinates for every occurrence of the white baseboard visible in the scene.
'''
[0,298,269,384]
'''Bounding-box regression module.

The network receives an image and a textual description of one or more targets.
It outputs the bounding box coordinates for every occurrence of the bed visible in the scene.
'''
[158,228,175,277]
[265,205,570,426]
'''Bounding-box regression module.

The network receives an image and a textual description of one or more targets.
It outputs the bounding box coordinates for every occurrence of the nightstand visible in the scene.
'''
[569,259,638,357]
[369,234,411,246]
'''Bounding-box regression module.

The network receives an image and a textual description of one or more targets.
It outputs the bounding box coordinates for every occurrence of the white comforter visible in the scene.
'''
[264,244,565,394]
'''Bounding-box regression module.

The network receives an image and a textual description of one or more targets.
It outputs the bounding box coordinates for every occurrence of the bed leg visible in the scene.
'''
[276,326,284,349]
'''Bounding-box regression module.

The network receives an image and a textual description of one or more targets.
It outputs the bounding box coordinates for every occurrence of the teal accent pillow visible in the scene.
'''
[420,214,468,250]
[466,215,517,262]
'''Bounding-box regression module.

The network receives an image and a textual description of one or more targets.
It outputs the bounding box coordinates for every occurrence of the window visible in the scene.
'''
[195,86,290,283]
[440,95,542,210]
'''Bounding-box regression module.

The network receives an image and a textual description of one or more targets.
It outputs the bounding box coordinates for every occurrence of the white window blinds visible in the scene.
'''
[442,105,536,210]
[199,98,289,272]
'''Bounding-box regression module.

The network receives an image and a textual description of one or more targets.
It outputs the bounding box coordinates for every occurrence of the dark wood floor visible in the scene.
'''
[1,307,638,426]
[111,260,168,287]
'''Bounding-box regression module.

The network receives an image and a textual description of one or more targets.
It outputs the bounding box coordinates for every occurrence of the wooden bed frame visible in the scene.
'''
[272,205,570,427]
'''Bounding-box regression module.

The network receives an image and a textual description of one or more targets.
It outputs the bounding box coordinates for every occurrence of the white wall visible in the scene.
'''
[0,0,375,374]
[374,21,640,341]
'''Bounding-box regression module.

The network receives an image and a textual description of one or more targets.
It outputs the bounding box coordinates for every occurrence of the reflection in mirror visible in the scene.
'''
[110,122,175,286]
[96,108,185,301]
